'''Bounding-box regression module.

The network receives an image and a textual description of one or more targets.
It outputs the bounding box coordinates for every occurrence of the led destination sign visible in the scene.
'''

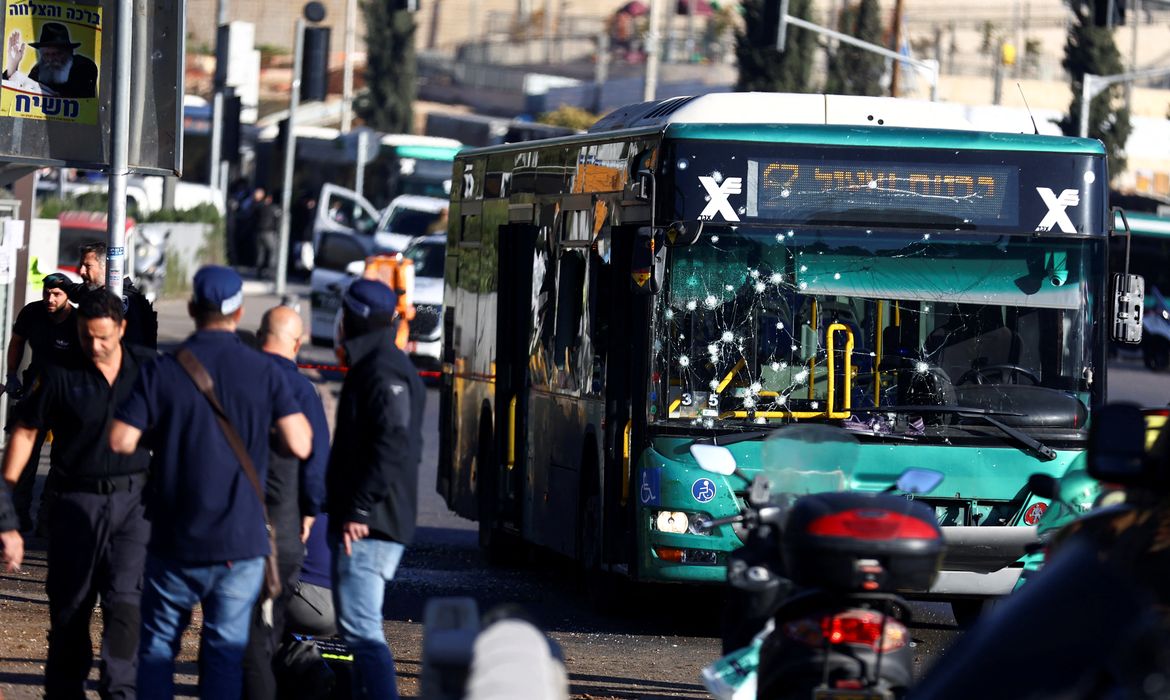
[745,158,1019,227]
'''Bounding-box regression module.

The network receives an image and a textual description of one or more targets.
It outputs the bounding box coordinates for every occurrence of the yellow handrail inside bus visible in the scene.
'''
[716,358,746,395]
[808,299,818,400]
[621,420,632,505]
[826,322,854,419]
[506,396,517,470]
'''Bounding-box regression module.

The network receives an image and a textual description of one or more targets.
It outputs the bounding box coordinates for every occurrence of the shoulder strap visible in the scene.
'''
[175,347,269,517]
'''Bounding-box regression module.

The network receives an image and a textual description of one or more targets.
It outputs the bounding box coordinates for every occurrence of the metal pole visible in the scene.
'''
[1127,0,1141,107]
[1080,73,1094,138]
[276,18,305,296]
[341,0,357,132]
[355,128,368,198]
[543,0,554,63]
[685,0,697,61]
[106,0,133,293]
[643,0,663,101]
[209,90,223,190]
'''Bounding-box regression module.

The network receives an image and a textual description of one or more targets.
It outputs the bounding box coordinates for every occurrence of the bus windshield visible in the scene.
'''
[656,226,1103,435]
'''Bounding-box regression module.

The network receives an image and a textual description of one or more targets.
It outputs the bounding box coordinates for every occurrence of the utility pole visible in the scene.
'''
[210,0,230,191]
[340,0,357,132]
[278,6,319,296]
[643,0,663,101]
[888,0,905,97]
[1126,0,1142,107]
[543,0,555,63]
[106,0,133,293]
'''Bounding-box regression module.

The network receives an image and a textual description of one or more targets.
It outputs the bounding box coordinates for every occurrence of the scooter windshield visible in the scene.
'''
[760,424,859,499]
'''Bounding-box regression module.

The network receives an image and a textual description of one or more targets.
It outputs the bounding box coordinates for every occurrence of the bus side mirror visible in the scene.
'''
[1112,273,1144,344]
[631,226,664,296]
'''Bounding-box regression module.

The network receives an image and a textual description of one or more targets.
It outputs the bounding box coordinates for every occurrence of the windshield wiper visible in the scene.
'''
[853,406,1057,462]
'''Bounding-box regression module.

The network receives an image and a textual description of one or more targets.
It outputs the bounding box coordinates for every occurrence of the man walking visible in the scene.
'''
[243,305,330,699]
[327,279,425,699]
[254,191,281,280]
[3,290,153,699]
[4,272,83,532]
[77,241,158,349]
[109,265,312,698]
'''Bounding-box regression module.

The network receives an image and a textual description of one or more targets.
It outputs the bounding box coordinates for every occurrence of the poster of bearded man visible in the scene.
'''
[0,2,101,124]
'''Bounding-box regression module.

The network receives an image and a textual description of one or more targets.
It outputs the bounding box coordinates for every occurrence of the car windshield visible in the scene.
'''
[655,226,1104,436]
[404,241,445,279]
[380,207,442,237]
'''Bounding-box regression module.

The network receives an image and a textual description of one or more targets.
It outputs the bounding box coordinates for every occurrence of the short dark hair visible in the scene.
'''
[192,308,233,328]
[77,289,124,324]
[79,241,107,262]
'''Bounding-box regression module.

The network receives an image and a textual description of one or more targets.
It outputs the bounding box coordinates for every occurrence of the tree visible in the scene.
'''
[735,0,817,93]
[356,1,417,133]
[1059,0,1132,174]
[824,0,885,96]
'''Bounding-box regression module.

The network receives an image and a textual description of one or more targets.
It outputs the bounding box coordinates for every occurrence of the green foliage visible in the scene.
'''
[735,0,817,93]
[37,192,109,219]
[1059,1,1132,174]
[140,204,222,224]
[357,2,417,133]
[824,0,885,96]
[537,106,599,131]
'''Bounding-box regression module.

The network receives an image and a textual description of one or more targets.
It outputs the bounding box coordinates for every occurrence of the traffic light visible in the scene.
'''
[221,90,242,164]
[300,26,331,102]
[1093,0,1126,27]
[762,0,781,48]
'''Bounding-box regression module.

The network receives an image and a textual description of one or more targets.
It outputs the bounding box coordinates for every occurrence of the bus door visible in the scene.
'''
[494,223,538,531]
[602,223,653,571]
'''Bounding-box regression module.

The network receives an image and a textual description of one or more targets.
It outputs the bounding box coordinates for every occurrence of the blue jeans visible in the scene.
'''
[137,554,264,699]
[331,536,405,700]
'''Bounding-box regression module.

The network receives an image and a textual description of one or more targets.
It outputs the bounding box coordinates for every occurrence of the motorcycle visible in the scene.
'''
[133,226,168,303]
[911,403,1170,699]
[693,425,946,700]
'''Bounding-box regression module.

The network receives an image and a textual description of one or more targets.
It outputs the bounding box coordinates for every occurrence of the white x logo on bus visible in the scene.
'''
[1035,187,1080,234]
[699,176,743,222]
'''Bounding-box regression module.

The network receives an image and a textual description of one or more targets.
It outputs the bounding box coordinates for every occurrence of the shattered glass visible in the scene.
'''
[654,226,1103,440]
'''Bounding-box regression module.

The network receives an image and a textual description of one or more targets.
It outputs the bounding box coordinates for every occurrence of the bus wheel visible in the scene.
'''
[577,452,624,613]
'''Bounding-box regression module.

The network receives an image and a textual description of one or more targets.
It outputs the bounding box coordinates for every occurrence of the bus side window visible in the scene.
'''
[555,249,587,367]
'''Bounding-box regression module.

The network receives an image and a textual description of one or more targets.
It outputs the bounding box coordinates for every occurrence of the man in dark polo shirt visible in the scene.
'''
[2,290,152,698]
[109,265,312,699]
[243,305,330,700]
[4,272,83,532]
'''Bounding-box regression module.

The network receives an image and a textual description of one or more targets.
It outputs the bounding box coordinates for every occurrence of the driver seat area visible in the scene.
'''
[930,305,1021,383]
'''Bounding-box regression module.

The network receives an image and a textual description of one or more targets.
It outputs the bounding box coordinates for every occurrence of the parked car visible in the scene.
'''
[305,184,447,267]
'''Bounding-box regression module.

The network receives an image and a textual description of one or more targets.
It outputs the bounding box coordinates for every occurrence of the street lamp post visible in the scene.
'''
[276,1,326,296]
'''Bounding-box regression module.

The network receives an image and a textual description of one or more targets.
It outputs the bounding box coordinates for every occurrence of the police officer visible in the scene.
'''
[326,279,425,699]
[109,265,312,699]
[77,241,158,350]
[2,290,153,698]
[4,271,83,532]
[243,305,330,700]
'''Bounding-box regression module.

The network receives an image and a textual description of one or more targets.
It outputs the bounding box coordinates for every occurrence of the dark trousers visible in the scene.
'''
[46,476,150,700]
[242,536,305,700]
[10,427,47,531]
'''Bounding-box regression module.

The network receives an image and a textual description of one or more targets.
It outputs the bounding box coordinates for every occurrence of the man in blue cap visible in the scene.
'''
[110,265,313,698]
[326,278,425,699]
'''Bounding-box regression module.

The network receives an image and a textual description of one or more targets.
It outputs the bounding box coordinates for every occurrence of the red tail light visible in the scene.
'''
[784,610,908,652]
[806,508,937,541]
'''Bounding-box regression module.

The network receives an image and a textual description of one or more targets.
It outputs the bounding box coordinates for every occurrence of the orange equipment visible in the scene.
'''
[361,253,415,349]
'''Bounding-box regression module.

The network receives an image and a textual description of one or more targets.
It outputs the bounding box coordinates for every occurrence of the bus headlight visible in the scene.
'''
[654,511,690,534]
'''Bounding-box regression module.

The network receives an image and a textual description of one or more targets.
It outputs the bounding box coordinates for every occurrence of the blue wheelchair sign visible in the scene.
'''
[692,478,717,504]
[639,468,661,506]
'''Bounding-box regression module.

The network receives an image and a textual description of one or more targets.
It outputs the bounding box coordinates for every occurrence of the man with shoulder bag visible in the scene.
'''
[110,265,312,698]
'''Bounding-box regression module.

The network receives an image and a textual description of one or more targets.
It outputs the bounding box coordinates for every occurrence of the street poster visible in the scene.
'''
[0,0,101,124]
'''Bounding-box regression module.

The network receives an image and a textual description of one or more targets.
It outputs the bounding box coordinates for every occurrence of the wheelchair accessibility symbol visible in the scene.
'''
[692,478,717,504]
[639,467,661,506]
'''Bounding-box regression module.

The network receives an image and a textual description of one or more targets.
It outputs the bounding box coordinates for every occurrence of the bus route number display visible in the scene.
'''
[745,158,1019,227]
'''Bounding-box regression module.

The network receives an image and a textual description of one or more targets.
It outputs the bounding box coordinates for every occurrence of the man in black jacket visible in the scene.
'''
[77,241,159,350]
[326,279,424,700]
